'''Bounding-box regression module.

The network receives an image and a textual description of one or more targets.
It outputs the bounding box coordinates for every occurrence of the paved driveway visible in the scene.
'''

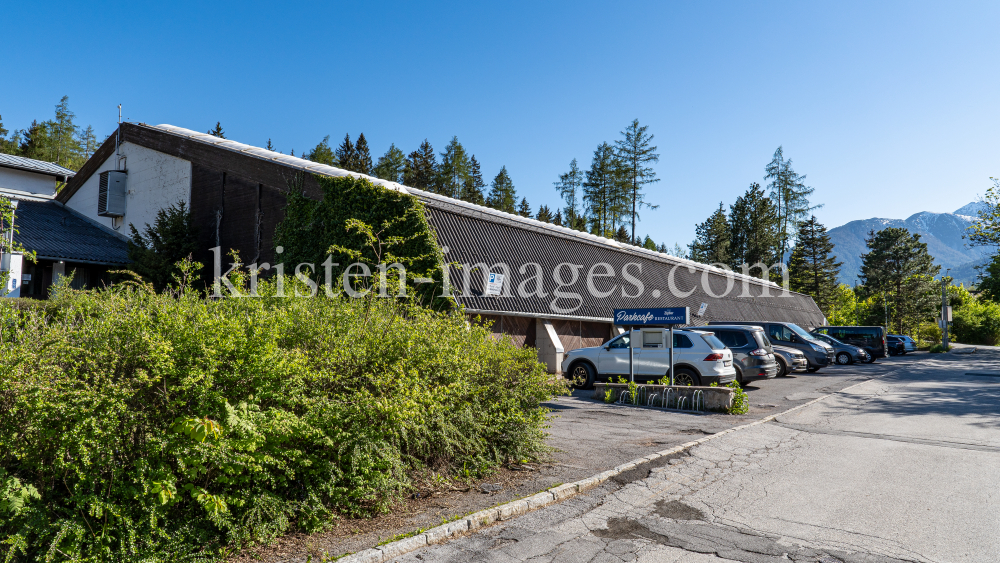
[395,352,1000,562]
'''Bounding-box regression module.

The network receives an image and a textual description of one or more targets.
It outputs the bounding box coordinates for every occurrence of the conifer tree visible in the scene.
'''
[0,115,16,155]
[19,120,48,160]
[459,155,487,205]
[764,146,819,259]
[306,136,336,166]
[335,133,358,172]
[554,158,584,226]
[50,96,81,167]
[208,122,226,139]
[583,143,628,237]
[615,119,660,241]
[354,133,373,175]
[643,235,657,251]
[437,136,471,198]
[486,166,517,213]
[374,144,407,183]
[859,227,940,333]
[404,139,437,190]
[788,215,843,313]
[729,182,779,275]
[266,138,275,151]
[613,225,630,243]
[689,203,731,265]
[77,125,98,163]
[553,209,563,226]
[536,205,553,223]
[517,197,532,218]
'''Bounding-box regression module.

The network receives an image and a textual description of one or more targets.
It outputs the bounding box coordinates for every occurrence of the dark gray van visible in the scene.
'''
[708,321,834,371]
[812,326,887,361]
[707,325,779,384]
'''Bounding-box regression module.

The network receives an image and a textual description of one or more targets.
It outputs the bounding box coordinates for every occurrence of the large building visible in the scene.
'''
[0,154,128,297]
[55,122,826,372]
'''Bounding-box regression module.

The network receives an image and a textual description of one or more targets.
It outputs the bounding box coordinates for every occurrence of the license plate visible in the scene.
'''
[724,360,732,367]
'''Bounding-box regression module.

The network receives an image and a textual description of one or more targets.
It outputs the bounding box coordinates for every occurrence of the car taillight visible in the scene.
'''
[749,348,768,356]
[704,353,724,361]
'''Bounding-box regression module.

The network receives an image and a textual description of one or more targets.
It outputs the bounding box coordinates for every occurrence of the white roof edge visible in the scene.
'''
[148,123,777,289]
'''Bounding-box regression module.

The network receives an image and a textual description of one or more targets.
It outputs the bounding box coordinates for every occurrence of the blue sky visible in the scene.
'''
[4,1,998,248]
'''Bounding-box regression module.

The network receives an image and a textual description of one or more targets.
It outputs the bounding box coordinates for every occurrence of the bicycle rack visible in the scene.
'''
[690,390,704,412]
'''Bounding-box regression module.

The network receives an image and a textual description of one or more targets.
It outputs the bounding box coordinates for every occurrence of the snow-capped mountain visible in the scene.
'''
[827,203,987,286]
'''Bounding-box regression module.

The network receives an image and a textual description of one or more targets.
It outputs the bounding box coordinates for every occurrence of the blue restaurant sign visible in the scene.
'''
[613,307,689,326]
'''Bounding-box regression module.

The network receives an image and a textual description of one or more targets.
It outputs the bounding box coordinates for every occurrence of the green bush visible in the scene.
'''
[951,292,1000,345]
[0,276,559,561]
[928,343,951,353]
[727,381,749,415]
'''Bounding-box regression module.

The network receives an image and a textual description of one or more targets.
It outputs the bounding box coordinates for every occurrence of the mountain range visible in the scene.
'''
[826,202,988,286]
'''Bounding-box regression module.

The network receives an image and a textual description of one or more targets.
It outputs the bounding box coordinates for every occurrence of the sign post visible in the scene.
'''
[613,307,690,386]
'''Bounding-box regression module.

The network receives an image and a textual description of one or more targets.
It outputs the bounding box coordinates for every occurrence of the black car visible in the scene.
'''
[886,335,906,356]
[812,326,887,362]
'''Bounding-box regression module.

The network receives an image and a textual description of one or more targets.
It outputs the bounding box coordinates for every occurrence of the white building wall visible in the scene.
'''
[64,142,192,236]
[1,253,23,297]
[0,168,57,197]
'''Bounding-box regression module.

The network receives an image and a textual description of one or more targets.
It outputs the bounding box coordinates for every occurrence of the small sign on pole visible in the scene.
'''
[485,272,505,296]
[695,302,708,317]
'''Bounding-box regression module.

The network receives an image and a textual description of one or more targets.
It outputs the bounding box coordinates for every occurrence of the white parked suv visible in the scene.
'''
[562,328,736,389]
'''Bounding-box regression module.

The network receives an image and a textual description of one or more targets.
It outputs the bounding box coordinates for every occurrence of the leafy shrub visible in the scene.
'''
[928,343,951,353]
[951,292,1000,345]
[0,274,559,562]
[727,381,749,414]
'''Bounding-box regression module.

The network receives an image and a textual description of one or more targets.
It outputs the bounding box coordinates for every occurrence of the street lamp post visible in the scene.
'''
[942,269,950,349]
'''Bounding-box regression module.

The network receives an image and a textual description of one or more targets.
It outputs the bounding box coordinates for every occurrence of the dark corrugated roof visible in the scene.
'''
[419,198,825,328]
[12,199,130,264]
[0,154,76,180]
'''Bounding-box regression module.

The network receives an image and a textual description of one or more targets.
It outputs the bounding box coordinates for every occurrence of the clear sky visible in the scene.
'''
[4,1,998,248]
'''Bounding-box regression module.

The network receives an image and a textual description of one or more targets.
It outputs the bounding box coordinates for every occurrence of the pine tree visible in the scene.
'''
[615,119,660,241]
[374,143,407,183]
[764,146,819,260]
[643,235,657,251]
[335,133,358,172]
[266,138,275,151]
[208,122,226,138]
[517,197,532,218]
[459,155,486,204]
[859,227,940,333]
[19,120,49,160]
[536,205,553,223]
[729,182,780,275]
[554,158,584,226]
[553,209,563,226]
[583,143,628,237]
[127,202,199,292]
[611,225,628,243]
[77,125,98,163]
[306,136,336,166]
[486,166,517,213]
[49,96,82,167]
[354,133,373,175]
[0,115,17,155]
[404,139,437,190]
[437,136,471,198]
[788,216,843,313]
[690,203,731,265]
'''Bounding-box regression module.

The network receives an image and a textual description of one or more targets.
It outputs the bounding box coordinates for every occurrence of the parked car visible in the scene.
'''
[705,325,780,384]
[812,326,887,361]
[563,328,736,389]
[771,345,808,375]
[810,333,869,365]
[886,336,906,355]
[708,321,834,372]
[888,334,917,354]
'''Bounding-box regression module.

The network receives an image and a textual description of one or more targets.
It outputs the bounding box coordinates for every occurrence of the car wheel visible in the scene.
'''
[775,358,788,377]
[806,366,820,373]
[836,352,852,365]
[734,366,744,385]
[570,362,595,390]
[866,354,877,363]
[673,368,701,387]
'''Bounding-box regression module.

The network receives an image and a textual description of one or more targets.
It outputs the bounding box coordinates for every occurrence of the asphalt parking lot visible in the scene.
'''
[398,349,1000,562]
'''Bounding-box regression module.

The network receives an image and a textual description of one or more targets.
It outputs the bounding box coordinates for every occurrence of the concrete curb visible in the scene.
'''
[337,375,882,563]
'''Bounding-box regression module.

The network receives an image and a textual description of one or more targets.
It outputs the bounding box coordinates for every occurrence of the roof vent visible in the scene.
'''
[98,170,127,217]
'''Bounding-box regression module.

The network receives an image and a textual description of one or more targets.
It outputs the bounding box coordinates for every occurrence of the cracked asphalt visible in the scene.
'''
[394,351,1000,563]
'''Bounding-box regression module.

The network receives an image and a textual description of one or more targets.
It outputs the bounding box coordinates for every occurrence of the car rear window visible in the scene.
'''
[753,331,771,349]
[701,334,726,350]
[714,330,747,348]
